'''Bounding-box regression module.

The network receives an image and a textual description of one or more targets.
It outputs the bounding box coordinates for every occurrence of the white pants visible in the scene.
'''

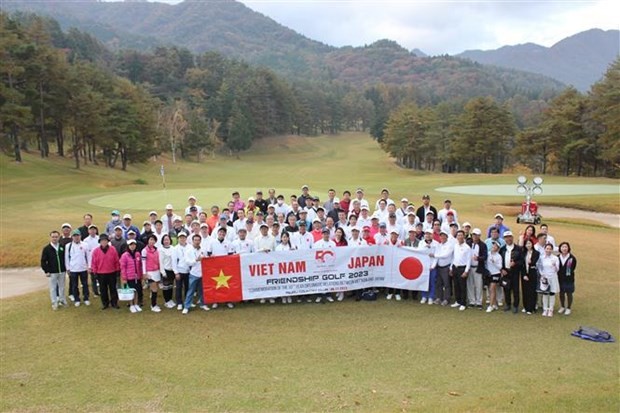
[467,267,483,305]
[49,272,66,305]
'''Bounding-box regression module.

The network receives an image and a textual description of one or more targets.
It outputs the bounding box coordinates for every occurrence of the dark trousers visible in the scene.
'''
[69,271,89,302]
[503,270,520,309]
[387,288,401,295]
[98,273,118,307]
[452,266,468,306]
[125,279,143,306]
[175,273,189,305]
[162,269,175,302]
[91,273,100,295]
[521,273,537,312]
[436,265,451,302]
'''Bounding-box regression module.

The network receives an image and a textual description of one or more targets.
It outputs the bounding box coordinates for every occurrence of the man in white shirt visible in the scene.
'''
[440,212,459,234]
[293,221,314,250]
[437,199,459,223]
[313,229,337,303]
[65,229,91,307]
[348,227,367,246]
[83,224,101,296]
[185,195,203,215]
[395,198,410,222]
[254,224,276,252]
[357,206,372,229]
[273,195,292,217]
[418,229,439,305]
[373,223,389,245]
[539,224,557,250]
[430,230,454,306]
[386,214,404,240]
[402,212,420,234]
[450,230,472,311]
[172,232,191,310]
[161,204,176,234]
[374,199,389,223]
[354,188,369,210]
[231,228,255,254]
[182,234,210,314]
[233,209,247,235]
[211,215,234,243]
[422,211,435,232]
[374,188,394,210]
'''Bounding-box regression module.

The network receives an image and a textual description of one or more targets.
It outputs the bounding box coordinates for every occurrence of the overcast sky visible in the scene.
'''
[152,0,619,55]
[231,0,619,55]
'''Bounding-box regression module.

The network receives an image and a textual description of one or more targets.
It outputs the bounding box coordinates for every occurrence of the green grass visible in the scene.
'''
[1,132,619,411]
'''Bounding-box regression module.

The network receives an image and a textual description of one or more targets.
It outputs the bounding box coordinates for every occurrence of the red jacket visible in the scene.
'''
[91,246,120,275]
[120,250,143,282]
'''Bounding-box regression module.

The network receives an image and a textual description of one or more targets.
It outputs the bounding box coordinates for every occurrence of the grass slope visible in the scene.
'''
[1,132,619,411]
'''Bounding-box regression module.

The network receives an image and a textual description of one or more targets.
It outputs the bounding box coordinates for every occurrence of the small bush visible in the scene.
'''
[133,178,148,185]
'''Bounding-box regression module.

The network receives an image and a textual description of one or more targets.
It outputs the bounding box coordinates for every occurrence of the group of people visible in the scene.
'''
[40,186,577,317]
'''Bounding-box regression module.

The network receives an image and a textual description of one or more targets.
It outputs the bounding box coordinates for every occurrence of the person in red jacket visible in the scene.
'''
[361,226,376,245]
[120,239,144,313]
[90,234,120,310]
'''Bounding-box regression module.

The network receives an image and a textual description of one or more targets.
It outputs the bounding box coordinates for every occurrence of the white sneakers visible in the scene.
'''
[558,307,565,314]
[450,302,460,308]
[564,309,572,316]
[420,297,427,304]
[326,296,334,303]
[395,294,402,301]
[69,295,75,302]
[260,299,266,304]
[227,303,235,309]
[386,294,393,300]
[428,299,433,306]
[182,308,189,315]
[336,292,344,302]
[84,300,91,306]
[74,302,81,307]
[151,305,161,313]
[287,297,293,304]
[315,296,322,303]
[486,306,494,313]
[200,305,210,311]
[542,309,554,317]
[130,305,138,313]
[52,304,58,311]
[165,300,176,309]
[268,299,275,304]
[177,304,183,311]
[459,305,466,311]
[212,303,219,309]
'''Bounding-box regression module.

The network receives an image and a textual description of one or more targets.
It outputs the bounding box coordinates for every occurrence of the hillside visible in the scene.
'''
[458,29,620,91]
[3,0,565,100]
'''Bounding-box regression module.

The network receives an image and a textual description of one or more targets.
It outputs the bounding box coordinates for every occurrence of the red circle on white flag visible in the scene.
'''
[399,257,423,280]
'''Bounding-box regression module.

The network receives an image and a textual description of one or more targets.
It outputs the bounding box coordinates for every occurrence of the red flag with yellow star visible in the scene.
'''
[202,255,243,303]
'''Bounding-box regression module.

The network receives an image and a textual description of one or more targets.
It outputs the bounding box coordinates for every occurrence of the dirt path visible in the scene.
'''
[0,267,48,300]
[538,206,620,228]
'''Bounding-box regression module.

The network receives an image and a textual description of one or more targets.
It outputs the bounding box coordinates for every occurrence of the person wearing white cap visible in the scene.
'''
[357,206,372,229]
[402,211,420,234]
[121,214,140,240]
[440,211,459,235]
[59,223,73,248]
[231,228,255,254]
[65,229,91,307]
[184,195,203,215]
[347,226,367,246]
[148,211,158,226]
[395,198,409,222]
[386,213,404,241]
[422,211,435,232]
[461,222,472,240]
[466,228,488,309]
[499,231,523,314]
[181,234,211,314]
[430,230,454,305]
[418,229,439,305]
[172,232,191,310]
[161,204,175,234]
[486,213,510,239]
[255,224,276,253]
[354,188,369,210]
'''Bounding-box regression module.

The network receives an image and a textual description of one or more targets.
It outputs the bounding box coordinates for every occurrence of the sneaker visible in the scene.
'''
[326,296,334,303]
[52,304,58,311]
[59,301,67,307]
[260,299,266,304]
[386,294,393,300]
[558,307,565,314]
[493,305,499,310]
[486,306,494,313]
[165,300,176,309]
[177,304,183,310]
[336,292,344,302]
[281,298,287,304]
[74,302,81,307]
[200,305,210,311]
[420,297,427,304]
[191,303,197,308]
[151,305,161,313]
[315,296,322,303]
[182,308,189,315]
[84,300,91,306]
[269,299,275,304]
[307,298,313,303]
[526,311,532,315]
[212,303,219,309]
[459,305,466,311]
[130,305,138,313]
[521,308,526,313]
[441,300,448,306]
[564,308,572,316]
[227,303,234,309]
[395,294,402,301]
[69,295,75,302]
[542,309,548,317]
[135,305,142,312]
[548,310,553,317]
[287,297,293,304]
[498,301,504,307]
[450,302,460,308]
[434,299,441,305]
[296,298,302,303]
[427,299,433,306]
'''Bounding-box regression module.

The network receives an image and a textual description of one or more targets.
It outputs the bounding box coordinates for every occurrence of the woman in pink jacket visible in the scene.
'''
[141,235,161,312]
[120,239,143,313]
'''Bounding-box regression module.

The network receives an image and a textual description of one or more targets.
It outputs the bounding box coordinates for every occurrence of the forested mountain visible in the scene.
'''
[3,0,565,99]
[459,29,620,92]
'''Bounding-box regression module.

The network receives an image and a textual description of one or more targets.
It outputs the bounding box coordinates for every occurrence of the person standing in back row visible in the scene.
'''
[90,234,120,310]
[40,230,67,310]
[416,195,438,224]
[65,229,91,307]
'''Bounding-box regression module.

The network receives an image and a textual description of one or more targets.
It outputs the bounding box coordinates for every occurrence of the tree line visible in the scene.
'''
[2,12,617,177]
[378,60,619,177]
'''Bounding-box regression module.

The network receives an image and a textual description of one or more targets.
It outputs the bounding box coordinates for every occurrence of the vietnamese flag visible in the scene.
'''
[202,255,243,304]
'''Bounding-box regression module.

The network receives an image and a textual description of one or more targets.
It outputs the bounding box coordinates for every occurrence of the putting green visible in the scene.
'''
[435,184,619,196]
[89,188,301,210]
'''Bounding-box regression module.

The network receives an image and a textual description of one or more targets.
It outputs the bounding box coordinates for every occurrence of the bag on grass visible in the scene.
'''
[571,326,615,343]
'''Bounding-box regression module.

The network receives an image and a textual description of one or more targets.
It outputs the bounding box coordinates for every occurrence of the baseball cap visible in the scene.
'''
[200,223,209,228]
[408,228,416,232]
[361,205,369,211]
[127,230,136,235]
[143,220,151,226]
[88,224,98,229]
[321,228,330,234]
[173,216,182,222]
[462,222,472,227]
[248,197,255,201]
[123,213,132,220]
[439,230,448,236]
[407,211,416,216]
[312,218,321,223]
[99,234,109,242]
[71,229,81,236]
[371,216,379,221]
[495,213,504,219]
[165,204,173,210]
[149,211,158,216]
[379,223,387,228]
[260,223,269,229]
[301,184,309,190]
[351,226,360,232]
[446,211,454,216]
[219,214,229,221]
[362,226,371,231]
[504,231,513,237]
[356,188,364,193]
[298,220,307,226]
[127,239,137,245]
[390,229,399,235]
[388,213,396,218]
[188,195,196,201]
[113,225,122,231]
[61,223,72,229]
[424,229,434,234]
[178,232,188,237]
[299,210,307,214]
[111,210,120,216]
[422,194,430,199]
[472,228,482,236]
[401,198,409,202]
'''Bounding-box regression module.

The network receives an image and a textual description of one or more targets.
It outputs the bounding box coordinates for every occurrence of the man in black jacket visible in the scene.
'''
[40,230,67,310]
[499,231,523,313]
[466,228,488,308]
[416,195,438,224]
